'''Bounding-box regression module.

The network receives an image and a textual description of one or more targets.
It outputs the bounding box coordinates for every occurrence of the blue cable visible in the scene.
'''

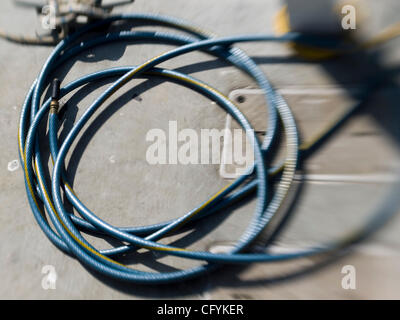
[19,13,399,284]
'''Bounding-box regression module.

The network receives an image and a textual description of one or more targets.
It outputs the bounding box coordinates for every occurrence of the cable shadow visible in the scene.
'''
[74,170,368,299]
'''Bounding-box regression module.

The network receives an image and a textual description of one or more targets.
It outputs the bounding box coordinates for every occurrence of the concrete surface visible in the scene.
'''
[0,0,400,299]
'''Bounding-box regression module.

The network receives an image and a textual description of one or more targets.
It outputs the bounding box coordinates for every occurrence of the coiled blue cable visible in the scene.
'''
[19,13,399,284]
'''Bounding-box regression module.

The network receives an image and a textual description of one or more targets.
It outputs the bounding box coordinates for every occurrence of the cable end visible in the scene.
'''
[51,78,61,100]
[50,79,61,114]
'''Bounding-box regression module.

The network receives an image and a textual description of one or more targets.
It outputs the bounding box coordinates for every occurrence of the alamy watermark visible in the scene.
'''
[145,121,255,179]
[41,265,57,290]
[341,4,356,30]
[341,265,356,290]
[41,4,57,30]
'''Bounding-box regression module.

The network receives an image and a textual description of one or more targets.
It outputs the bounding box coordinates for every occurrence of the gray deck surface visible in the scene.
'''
[0,0,400,299]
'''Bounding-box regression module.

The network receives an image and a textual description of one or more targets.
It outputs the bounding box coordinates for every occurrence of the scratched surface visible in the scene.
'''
[0,0,400,299]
